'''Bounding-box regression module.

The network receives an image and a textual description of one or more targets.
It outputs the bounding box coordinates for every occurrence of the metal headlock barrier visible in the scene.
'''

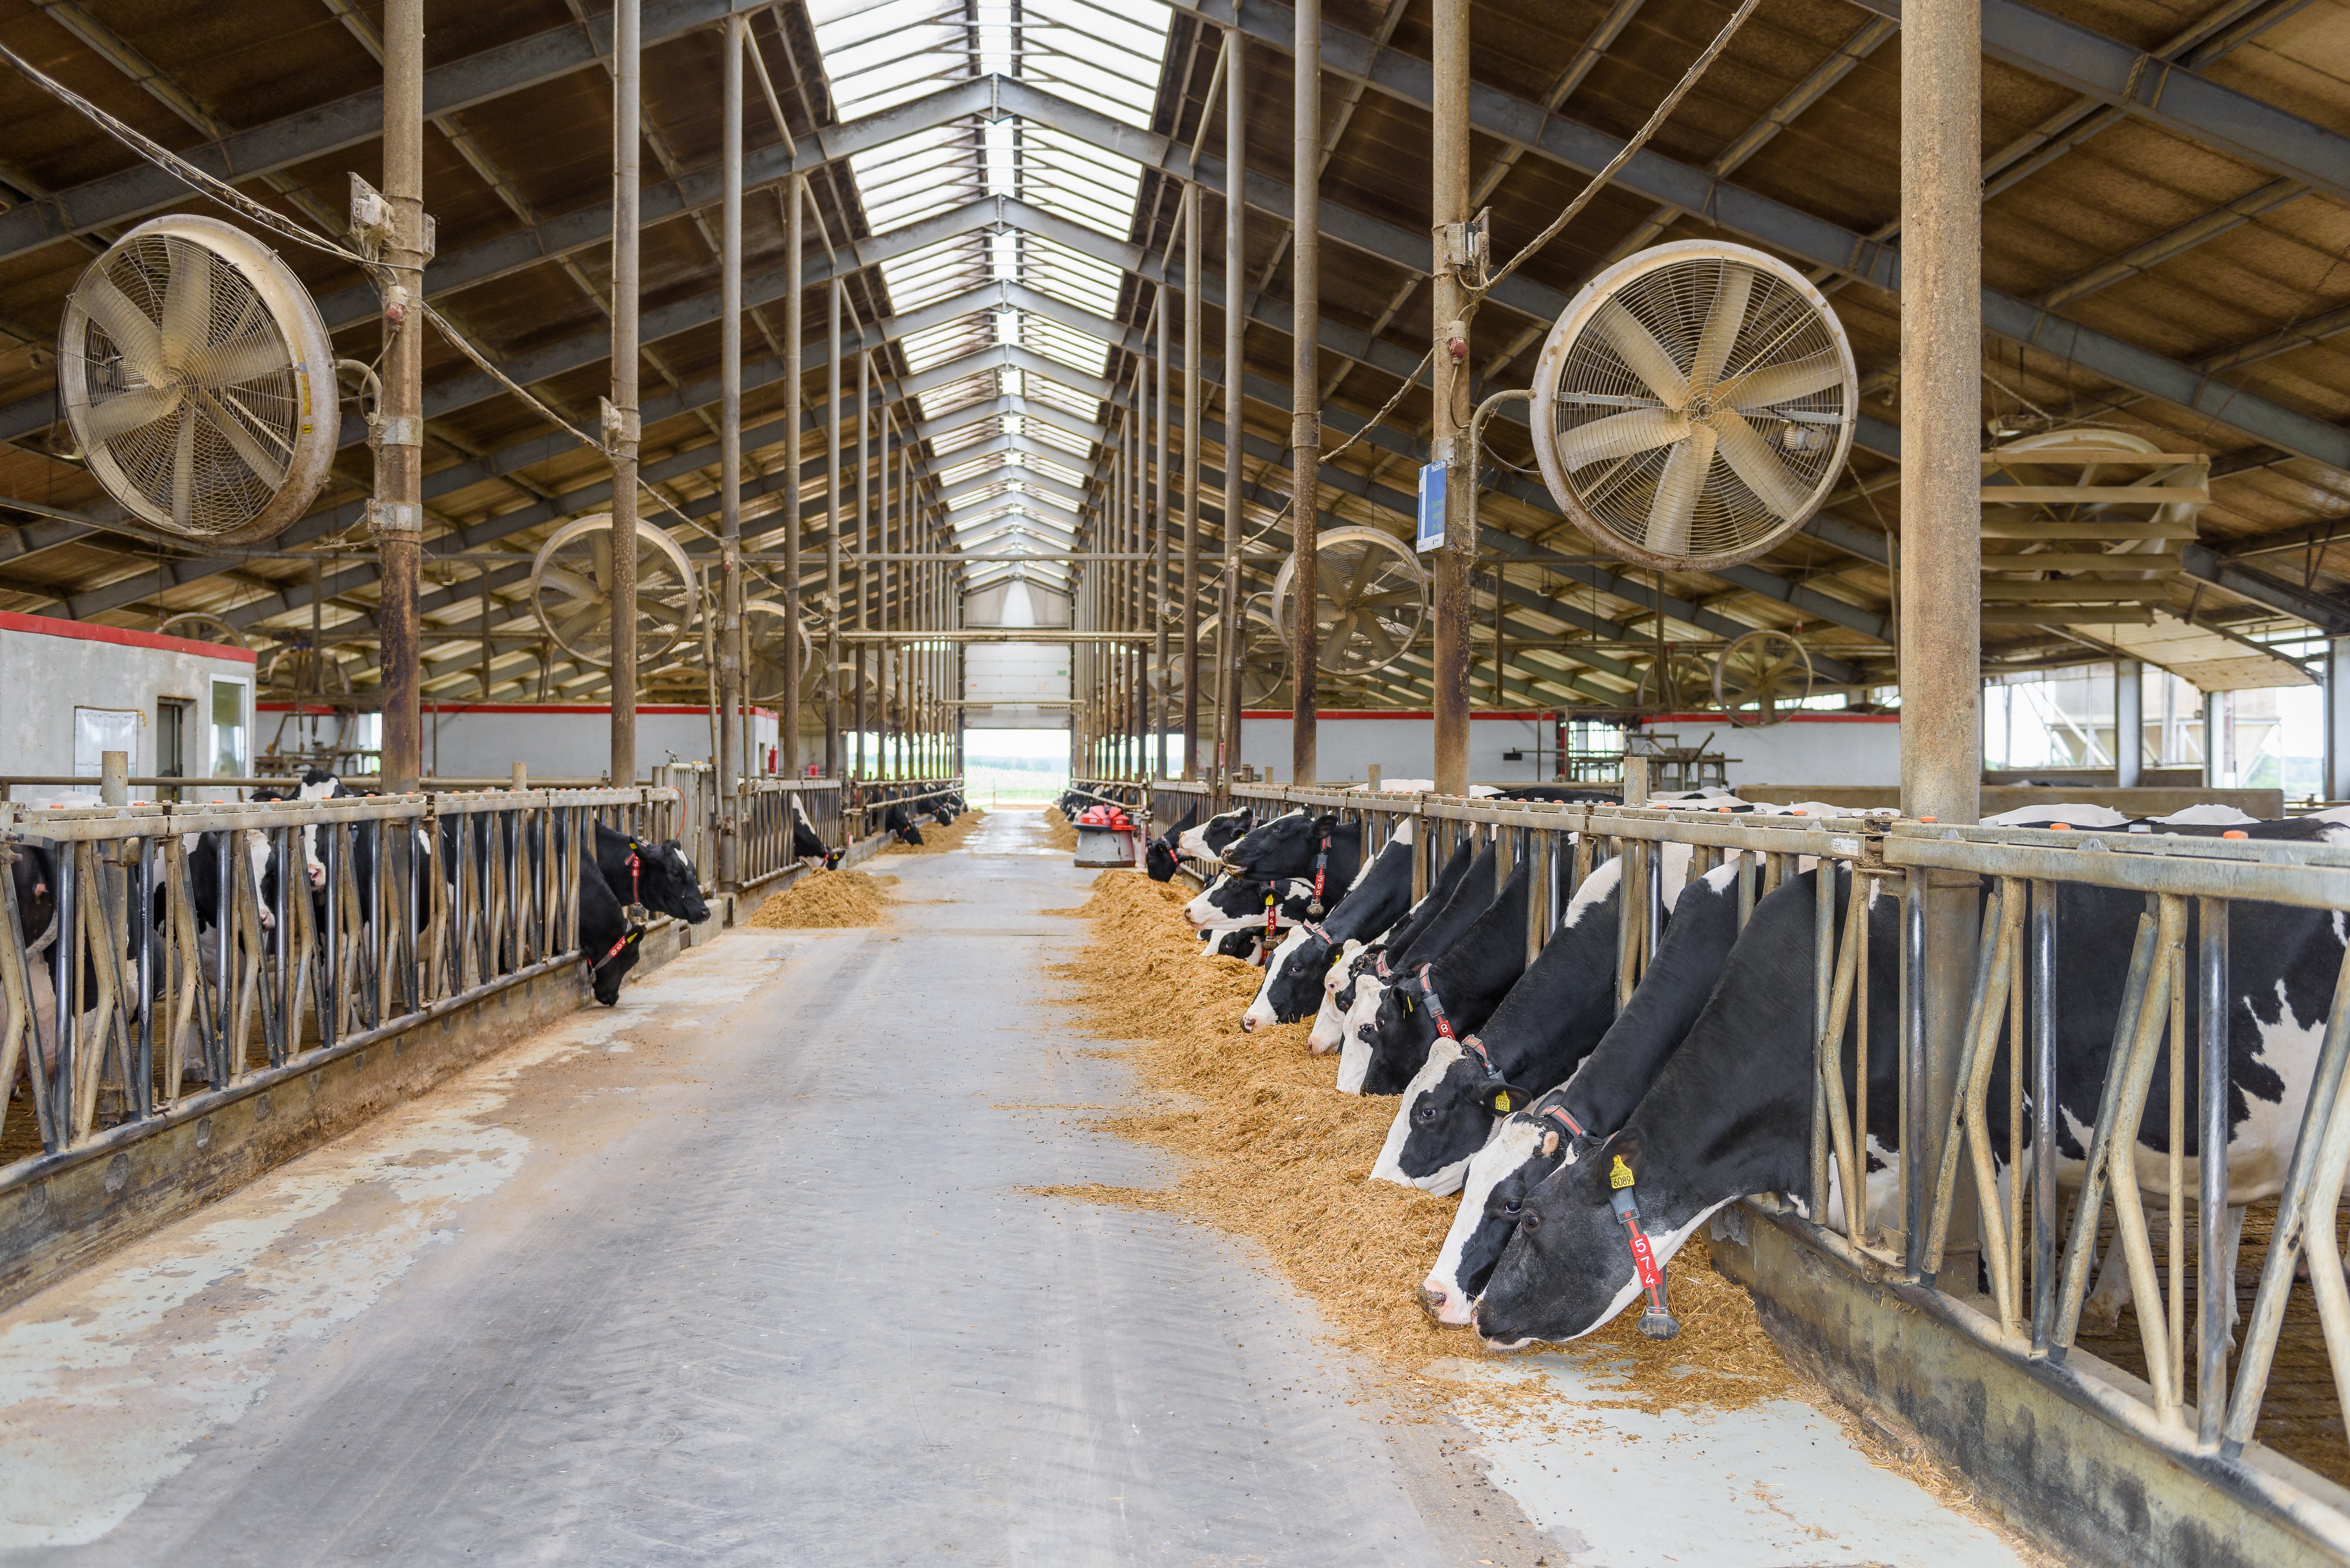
[846,779,964,845]
[1173,780,2350,1525]
[0,785,677,1166]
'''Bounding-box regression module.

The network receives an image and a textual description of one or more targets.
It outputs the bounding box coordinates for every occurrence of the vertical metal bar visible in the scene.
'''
[1429,0,1472,796]
[1219,30,1246,785]
[1182,182,1200,779]
[2030,877,2059,1350]
[783,173,804,778]
[855,356,871,780]
[376,0,425,790]
[1903,871,1928,1274]
[1811,857,1835,1224]
[1154,280,1170,780]
[717,10,744,889]
[827,276,844,777]
[2197,896,2231,1443]
[1291,0,1319,786]
[54,844,78,1139]
[135,835,154,1118]
[608,0,641,789]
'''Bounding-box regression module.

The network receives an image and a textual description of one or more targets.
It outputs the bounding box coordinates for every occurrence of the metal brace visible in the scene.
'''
[600,397,642,447]
[365,499,423,538]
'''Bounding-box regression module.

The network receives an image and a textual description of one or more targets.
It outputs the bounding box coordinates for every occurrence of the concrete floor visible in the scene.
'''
[0,809,2032,1567]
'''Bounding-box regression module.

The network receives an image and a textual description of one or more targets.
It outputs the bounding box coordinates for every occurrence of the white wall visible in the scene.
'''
[1231,709,1904,788]
[414,703,778,781]
[964,642,1070,729]
[1237,712,1556,784]
[0,613,257,804]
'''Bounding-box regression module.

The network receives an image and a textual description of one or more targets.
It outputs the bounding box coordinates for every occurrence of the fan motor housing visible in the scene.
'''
[60,214,338,546]
[1529,239,1857,573]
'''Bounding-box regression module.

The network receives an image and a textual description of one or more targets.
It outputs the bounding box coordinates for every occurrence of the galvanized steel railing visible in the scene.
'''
[846,779,962,845]
[0,785,670,1166]
[1205,783,2350,1493]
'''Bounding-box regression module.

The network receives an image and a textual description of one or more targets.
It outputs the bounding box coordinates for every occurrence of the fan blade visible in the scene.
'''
[1690,265,1754,393]
[1727,352,1844,412]
[1644,425,1717,559]
[84,383,185,443]
[1354,589,1424,609]
[1713,406,1814,519]
[548,600,607,637]
[80,274,168,386]
[590,534,613,592]
[195,389,288,490]
[640,599,690,630]
[1594,301,1689,408]
[192,329,290,389]
[170,406,196,533]
[159,237,212,371]
[1353,619,1401,668]
[540,565,605,603]
[1556,407,1688,470]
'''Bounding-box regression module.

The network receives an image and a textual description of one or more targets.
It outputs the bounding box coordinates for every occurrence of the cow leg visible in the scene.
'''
[2219,1201,2249,1346]
[2081,1194,2134,1330]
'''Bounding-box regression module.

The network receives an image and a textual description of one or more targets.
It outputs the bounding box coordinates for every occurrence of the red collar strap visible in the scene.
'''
[1542,1105,1588,1139]
[1606,1156,1681,1340]
[591,926,642,971]
[1412,963,1456,1040]
[626,843,642,906]
[1307,829,1332,917]
[1262,885,1279,939]
[1372,950,1391,979]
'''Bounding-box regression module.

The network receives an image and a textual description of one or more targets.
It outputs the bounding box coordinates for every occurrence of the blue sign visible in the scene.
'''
[1417,461,1447,553]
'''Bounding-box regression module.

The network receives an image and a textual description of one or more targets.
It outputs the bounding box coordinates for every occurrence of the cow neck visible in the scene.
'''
[1262,883,1279,941]
[1413,964,1457,1042]
[1607,1155,1681,1339]
[626,842,643,910]
[592,924,643,970]
[1306,819,1334,918]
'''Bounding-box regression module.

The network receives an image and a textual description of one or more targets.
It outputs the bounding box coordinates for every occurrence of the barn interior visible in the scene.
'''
[6,1,2350,1564]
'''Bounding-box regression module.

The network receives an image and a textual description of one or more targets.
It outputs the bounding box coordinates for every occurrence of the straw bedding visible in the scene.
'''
[1045,868,1798,1418]
[744,868,895,929]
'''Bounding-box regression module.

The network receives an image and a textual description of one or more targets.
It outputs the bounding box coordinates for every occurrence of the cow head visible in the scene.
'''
[1361,972,1442,1095]
[1144,836,1181,883]
[590,927,644,1006]
[1474,1130,1666,1349]
[1242,925,1335,1031]
[1420,1113,1574,1325]
[884,803,924,844]
[1221,810,1318,877]
[790,807,833,865]
[1376,1039,1535,1193]
[632,838,710,924]
[1177,808,1251,864]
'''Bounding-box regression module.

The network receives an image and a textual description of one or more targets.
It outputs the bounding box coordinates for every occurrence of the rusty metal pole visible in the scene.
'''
[782,175,805,778]
[1901,0,1984,1279]
[374,0,426,792]
[1291,0,1320,786]
[1181,183,1202,779]
[855,356,871,779]
[1429,0,1472,798]
[1219,29,1246,782]
[1154,278,1170,779]
[827,278,844,777]
[607,0,642,788]
[715,8,744,886]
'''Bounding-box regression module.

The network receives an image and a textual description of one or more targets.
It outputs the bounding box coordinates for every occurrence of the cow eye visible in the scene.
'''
[1413,1103,1437,1123]
[1501,1200,1521,1217]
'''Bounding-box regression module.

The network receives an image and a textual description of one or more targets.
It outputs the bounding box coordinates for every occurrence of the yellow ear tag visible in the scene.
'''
[1610,1155,1636,1190]
[1493,1092,1512,1112]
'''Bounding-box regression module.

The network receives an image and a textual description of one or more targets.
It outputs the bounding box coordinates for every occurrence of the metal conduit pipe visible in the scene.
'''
[1220,25,1246,783]
[1429,0,1471,798]
[608,0,642,788]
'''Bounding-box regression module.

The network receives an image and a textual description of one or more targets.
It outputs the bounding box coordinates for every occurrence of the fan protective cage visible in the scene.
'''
[1530,240,1856,572]
[61,215,337,545]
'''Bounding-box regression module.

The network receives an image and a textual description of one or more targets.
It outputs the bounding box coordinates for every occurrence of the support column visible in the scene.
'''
[2114,658,2143,789]
[1899,0,1983,1278]
[1291,0,1320,786]
[1181,184,1202,779]
[855,358,872,779]
[1219,28,1246,782]
[2330,640,2350,801]
[716,9,744,886]
[376,0,426,792]
[1154,283,1171,779]
[1429,0,1471,797]
[608,0,642,788]
[827,279,844,777]
[783,176,804,777]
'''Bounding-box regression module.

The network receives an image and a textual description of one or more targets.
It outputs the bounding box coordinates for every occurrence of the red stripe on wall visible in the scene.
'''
[0,611,259,665]
[1238,709,1558,721]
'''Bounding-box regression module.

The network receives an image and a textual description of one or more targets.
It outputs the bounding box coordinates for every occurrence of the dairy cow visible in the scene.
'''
[1145,805,1198,882]
[592,824,710,924]
[1242,826,1418,1032]
[1311,837,1479,1057]
[1176,808,1252,864]
[1355,858,1534,1096]
[1333,842,1504,1093]
[1182,874,1319,933]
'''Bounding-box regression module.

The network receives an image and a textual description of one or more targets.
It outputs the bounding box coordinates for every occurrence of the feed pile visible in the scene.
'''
[885,807,987,855]
[1039,808,1078,852]
[1049,869,1796,1417]
[745,868,894,929]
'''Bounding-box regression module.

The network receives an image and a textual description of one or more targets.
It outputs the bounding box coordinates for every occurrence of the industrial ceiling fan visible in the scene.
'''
[527,514,699,671]
[1528,240,1857,572]
[60,215,338,545]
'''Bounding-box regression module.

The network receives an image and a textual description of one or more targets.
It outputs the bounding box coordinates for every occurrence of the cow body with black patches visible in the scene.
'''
[1,843,62,1092]
[575,853,645,1006]
[1355,857,1533,1096]
[1474,866,1900,1347]
[1418,859,1751,1322]
[1176,808,1251,864]
[1221,813,1365,898]
[1335,842,1495,1086]
[1371,857,1644,1194]
[1242,823,1418,1033]
[793,797,840,866]
[1182,874,1319,933]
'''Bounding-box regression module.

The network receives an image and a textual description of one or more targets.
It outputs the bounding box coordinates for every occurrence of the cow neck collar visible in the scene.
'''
[1607,1155,1681,1339]
[625,841,643,912]
[1307,818,1334,918]
[1411,963,1457,1041]
[592,923,643,971]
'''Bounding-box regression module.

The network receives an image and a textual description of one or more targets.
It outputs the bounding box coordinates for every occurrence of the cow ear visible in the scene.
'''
[1606,1128,1645,1181]
[1486,1082,1531,1115]
[1541,1129,1560,1158]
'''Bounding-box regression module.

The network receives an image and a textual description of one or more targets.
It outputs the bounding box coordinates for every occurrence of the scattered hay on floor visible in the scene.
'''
[1043,868,1799,1421]
[744,868,895,929]
[885,807,987,855]
[1038,809,1078,852]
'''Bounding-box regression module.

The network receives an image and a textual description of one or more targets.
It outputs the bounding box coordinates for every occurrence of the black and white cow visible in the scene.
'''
[1310,836,1479,1056]
[1145,805,1199,882]
[881,801,924,845]
[1470,864,2350,1348]
[1473,866,1898,1347]
[791,797,840,867]
[1242,825,1418,1032]
[576,853,645,1007]
[1416,858,1749,1322]
[1175,807,1252,865]
[592,823,710,925]
[1354,858,1533,1097]
[1372,856,1640,1195]
[1333,842,1507,1093]
[1182,873,1319,934]
[1220,812,1365,897]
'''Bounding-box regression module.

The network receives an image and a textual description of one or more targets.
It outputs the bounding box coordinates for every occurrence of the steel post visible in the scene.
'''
[2115,658,2143,788]
[2329,639,2350,800]
[1155,279,1171,779]
[1291,0,1320,786]
[376,0,426,792]
[608,0,642,788]
[1220,29,1246,782]
[716,10,744,886]
[856,356,871,778]
[1182,183,1202,779]
[783,174,804,777]
[1429,0,1472,797]
[1901,0,1985,1267]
